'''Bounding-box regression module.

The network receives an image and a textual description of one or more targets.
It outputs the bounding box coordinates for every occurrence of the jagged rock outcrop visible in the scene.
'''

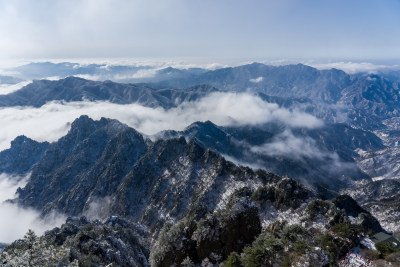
[333,195,383,233]
[0,136,49,174]
[16,115,147,216]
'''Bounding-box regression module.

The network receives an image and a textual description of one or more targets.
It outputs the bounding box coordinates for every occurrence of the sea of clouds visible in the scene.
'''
[0,92,322,150]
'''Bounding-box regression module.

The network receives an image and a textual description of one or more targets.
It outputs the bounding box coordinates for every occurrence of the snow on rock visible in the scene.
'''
[294,247,329,267]
[339,246,372,267]
[360,237,376,250]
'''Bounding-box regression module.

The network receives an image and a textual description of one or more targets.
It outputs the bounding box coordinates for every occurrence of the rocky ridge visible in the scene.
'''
[0,116,391,266]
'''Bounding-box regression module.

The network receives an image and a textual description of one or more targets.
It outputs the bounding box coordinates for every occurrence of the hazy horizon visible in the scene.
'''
[1,58,400,76]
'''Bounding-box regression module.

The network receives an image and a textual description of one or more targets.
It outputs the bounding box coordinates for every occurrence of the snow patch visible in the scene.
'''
[249,77,263,83]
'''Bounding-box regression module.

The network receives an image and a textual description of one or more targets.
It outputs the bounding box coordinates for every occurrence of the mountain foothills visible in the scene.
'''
[1,62,400,266]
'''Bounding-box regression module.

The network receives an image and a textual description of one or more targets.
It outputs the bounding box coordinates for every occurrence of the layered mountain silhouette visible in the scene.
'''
[0,75,23,85]
[9,61,207,82]
[3,63,400,132]
[0,117,386,266]
[0,77,218,108]
[159,63,400,129]
[2,116,280,224]
[1,61,398,265]
[0,115,383,218]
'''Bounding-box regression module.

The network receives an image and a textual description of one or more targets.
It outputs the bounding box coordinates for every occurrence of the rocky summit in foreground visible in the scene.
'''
[1,116,398,266]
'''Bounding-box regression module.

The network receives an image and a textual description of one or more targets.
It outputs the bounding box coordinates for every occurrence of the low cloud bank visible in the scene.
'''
[310,61,400,74]
[0,81,32,95]
[249,76,263,83]
[0,173,65,243]
[0,203,65,243]
[250,130,328,160]
[0,92,323,150]
[249,129,358,173]
[0,173,28,203]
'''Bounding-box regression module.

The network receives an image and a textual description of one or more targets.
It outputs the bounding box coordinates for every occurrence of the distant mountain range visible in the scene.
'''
[3,62,400,131]
[0,75,23,85]
[0,77,217,108]
[6,61,207,82]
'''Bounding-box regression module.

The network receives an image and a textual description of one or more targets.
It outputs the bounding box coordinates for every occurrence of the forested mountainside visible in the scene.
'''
[0,116,393,266]
[0,115,381,217]
[1,63,400,266]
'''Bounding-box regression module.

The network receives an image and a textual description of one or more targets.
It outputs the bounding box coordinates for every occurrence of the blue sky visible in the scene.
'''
[0,0,399,62]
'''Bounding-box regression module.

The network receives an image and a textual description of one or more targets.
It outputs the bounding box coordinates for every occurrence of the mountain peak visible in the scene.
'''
[10,135,33,146]
[70,115,127,130]
[186,120,218,130]
[0,135,50,174]
[70,114,94,129]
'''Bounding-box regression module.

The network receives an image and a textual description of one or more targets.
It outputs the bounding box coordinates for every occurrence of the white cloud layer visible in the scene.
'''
[310,61,400,74]
[249,76,264,83]
[250,130,327,160]
[0,173,65,243]
[0,202,65,243]
[0,92,323,151]
[113,68,159,81]
[0,173,28,203]
[0,80,31,95]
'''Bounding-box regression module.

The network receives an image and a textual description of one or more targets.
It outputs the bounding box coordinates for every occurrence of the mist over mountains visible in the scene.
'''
[3,61,400,130]
[1,61,400,266]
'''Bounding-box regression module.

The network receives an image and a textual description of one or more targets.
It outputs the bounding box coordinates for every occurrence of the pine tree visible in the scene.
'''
[0,229,71,266]
[68,259,79,267]
[181,256,195,267]
[22,229,50,267]
[24,229,39,267]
